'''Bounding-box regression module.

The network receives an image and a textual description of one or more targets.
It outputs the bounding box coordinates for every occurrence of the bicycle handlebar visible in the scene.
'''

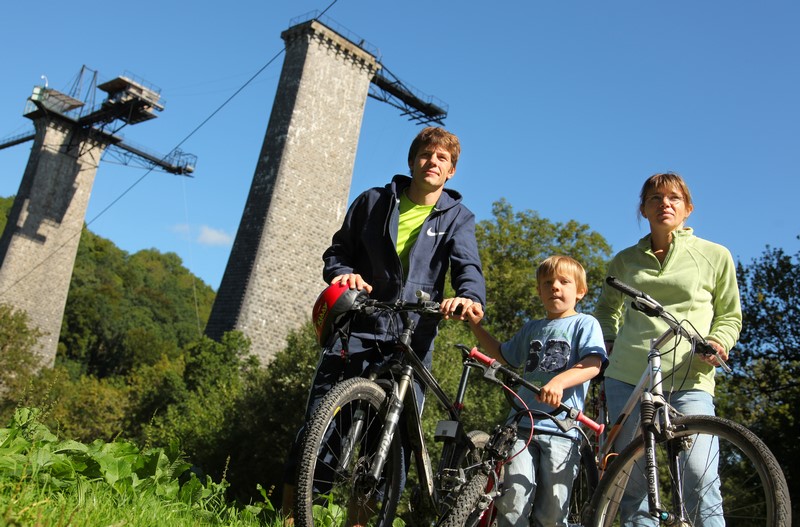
[358,297,442,316]
[466,347,605,436]
[356,290,465,319]
[606,276,732,373]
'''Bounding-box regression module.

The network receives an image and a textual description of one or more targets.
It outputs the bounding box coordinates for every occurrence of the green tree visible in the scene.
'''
[0,303,42,397]
[720,242,800,517]
[476,199,613,341]
[59,228,216,378]
[419,199,613,447]
[0,195,12,233]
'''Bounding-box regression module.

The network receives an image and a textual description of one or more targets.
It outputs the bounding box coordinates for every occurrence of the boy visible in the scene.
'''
[466,255,606,527]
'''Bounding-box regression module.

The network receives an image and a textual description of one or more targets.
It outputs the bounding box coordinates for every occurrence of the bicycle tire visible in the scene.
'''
[569,439,600,525]
[584,414,791,527]
[435,429,491,516]
[439,432,597,527]
[295,377,402,527]
[461,429,490,465]
[404,428,490,525]
[437,472,492,527]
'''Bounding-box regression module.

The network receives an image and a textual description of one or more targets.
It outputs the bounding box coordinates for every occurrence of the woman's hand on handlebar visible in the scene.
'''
[700,338,728,367]
[331,273,373,294]
[440,297,482,321]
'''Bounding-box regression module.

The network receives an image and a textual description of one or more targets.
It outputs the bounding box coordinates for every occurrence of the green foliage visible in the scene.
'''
[0,407,273,526]
[476,199,612,341]
[219,323,322,504]
[59,228,216,378]
[132,324,321,505]
[141,333,253,476]
[0,303,42,396]
[723,242,800,519]
[735,245,800,371]
[0,195,11,235]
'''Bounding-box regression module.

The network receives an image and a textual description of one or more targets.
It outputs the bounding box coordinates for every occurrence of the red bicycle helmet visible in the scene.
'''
[312,282,368,344]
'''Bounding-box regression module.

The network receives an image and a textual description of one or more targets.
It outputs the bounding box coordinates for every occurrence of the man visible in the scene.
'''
[282,126,486,519]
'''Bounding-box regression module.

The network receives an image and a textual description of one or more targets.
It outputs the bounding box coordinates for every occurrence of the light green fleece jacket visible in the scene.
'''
[594,228,742,395]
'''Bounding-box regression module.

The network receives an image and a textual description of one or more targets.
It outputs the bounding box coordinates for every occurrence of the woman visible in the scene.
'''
[594,172,742,526]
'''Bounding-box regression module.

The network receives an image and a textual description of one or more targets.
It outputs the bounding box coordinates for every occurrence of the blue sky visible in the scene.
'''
[1,1,798,290]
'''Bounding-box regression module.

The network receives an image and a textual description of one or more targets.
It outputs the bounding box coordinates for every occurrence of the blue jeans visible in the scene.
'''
[495,433,581,527]
[604,378,724,527]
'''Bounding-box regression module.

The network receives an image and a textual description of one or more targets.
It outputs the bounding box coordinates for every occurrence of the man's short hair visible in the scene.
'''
[407,126,461,169]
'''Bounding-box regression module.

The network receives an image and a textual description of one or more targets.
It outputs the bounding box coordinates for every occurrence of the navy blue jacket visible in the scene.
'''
[322,175,486,350]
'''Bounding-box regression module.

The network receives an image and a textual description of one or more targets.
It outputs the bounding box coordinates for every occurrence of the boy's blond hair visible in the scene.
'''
[536,255,588,295]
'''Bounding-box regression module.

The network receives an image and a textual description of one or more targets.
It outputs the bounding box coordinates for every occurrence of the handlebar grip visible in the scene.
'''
[467,347,496,366]
[575,410,605,435]
[607,276,664,315]
[606,276,644,298]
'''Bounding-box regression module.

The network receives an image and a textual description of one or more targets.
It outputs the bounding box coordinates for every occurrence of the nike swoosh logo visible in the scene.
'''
[426,227,446,237]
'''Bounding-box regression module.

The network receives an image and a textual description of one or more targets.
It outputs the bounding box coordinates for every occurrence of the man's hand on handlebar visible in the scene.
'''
[440,297,482,321]
[331,273,373,294]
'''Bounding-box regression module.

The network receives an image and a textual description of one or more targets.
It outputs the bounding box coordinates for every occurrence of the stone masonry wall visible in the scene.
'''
[205,20,380,363]
[0,115,106,368]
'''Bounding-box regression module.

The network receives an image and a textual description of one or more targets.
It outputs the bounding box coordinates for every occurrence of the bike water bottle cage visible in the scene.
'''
[312,282,369,345]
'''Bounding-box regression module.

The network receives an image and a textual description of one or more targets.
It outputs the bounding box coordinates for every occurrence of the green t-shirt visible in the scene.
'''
[397,192,434,276]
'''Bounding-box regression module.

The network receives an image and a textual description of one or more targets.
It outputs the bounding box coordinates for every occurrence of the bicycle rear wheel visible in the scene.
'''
[584,414,791,527]
[437,471,493,527]
[439,431,597,527]
[295,377,401,527]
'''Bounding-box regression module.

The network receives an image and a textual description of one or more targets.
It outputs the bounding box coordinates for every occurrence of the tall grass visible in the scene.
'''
[0,407,284,526]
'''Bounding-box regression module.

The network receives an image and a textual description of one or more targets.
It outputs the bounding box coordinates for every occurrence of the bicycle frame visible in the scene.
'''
[335,300,486,517]
[594,276,733,522]
[434,346,605,527]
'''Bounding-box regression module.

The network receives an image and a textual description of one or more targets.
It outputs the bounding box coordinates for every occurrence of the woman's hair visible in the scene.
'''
[407,126,461,169]
[638,172,694,216]
[536,255,588,295]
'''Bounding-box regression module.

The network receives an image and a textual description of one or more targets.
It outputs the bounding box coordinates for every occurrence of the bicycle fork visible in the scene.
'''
[367,369,412,483]
[641,409,691,526]
[641,345,690,526]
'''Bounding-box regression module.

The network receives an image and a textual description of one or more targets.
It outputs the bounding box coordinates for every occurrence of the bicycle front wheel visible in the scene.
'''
[569,439,600,525]
[584,414,791,527]
[295,377,402,527]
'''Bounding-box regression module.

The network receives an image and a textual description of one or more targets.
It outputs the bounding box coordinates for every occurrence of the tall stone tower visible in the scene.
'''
[0,100,107,368]
[0,74,192,369]
[204,19,380,363]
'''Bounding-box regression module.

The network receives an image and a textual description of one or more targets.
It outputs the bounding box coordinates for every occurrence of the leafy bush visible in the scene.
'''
[0,304,42,397]
[0,407,274,526]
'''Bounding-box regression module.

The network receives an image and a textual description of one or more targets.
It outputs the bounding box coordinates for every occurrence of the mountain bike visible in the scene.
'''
[293,291,491,527]
[436,344,605,527]
[580,276,791,526]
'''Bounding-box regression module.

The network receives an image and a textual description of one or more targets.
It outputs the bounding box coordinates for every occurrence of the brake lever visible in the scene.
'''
[696,341,733,373]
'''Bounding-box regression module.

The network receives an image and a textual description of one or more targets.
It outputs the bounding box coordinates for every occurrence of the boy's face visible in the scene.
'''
[537,272,585,319]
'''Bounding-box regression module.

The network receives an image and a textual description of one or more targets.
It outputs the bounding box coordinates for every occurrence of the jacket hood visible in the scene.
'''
[388,174,463,212]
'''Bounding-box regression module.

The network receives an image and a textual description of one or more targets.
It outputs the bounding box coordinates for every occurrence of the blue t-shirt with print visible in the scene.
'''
[500,313,606,438]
